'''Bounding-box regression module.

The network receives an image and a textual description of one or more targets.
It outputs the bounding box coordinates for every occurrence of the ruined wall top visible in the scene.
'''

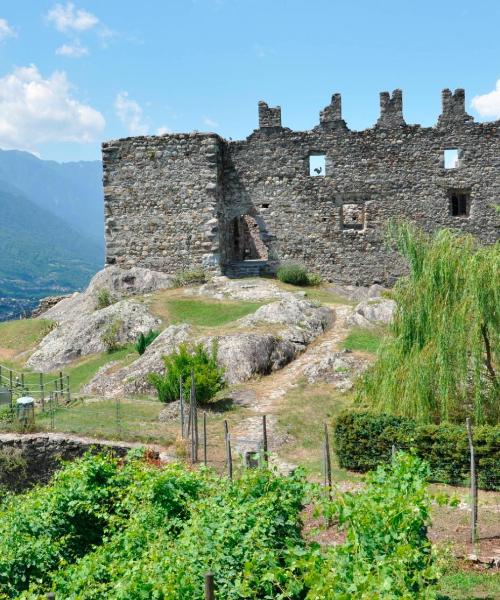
[254,88,490,134]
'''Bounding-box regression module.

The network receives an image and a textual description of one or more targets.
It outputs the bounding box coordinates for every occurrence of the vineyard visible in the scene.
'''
[0,450,443,599]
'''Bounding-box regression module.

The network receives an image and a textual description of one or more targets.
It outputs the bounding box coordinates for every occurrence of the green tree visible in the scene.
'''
[358,223,499,424]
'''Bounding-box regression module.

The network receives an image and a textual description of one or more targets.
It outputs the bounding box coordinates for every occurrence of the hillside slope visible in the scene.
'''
[0,181,102,300]
[0,149,103,246]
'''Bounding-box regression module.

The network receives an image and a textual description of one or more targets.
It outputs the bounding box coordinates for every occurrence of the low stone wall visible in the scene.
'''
[0,433,158,490]
[31,295,70,318]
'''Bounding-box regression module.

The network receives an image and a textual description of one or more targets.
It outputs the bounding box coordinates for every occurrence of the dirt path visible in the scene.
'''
[231,305,353,469]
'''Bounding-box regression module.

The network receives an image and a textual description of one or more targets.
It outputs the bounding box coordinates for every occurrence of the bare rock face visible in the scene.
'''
[347,298,396,329]
[303,350,370,391]
[206,333,297,384]
[27,300,160,372]
[186,276,292,301]
[82,324,192,397]
[41,266,175,324]
[83,297,333,397]
[239,297,333,344]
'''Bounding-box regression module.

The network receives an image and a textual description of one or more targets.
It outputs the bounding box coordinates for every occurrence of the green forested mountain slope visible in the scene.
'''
[0,180,102,299]
[0,149,103,246]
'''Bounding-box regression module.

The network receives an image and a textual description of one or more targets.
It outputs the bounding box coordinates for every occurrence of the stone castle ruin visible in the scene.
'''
[102,88,499,285]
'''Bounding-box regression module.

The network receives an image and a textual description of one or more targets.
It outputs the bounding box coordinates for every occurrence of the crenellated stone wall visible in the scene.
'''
[102,88,499,285]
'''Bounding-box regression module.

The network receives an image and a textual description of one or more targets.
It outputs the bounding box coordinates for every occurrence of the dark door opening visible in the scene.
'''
[231,215,268,261]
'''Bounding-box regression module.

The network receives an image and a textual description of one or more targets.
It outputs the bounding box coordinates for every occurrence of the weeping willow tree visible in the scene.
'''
[357,222,499,425]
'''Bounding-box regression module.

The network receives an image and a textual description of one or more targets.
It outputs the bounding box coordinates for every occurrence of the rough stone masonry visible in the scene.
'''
[102,88,499,285]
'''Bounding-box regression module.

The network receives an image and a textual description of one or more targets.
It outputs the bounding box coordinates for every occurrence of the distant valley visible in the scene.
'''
[0,150,104,321]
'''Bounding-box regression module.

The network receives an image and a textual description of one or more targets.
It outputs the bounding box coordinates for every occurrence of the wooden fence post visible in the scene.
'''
[179,376,185,438]
[224,420,233,480]
[466,418,478,546]
[9,369,13,393]
[204,572,215,600]
[262,415,268,465]
[203,411,208,466]
[324,424,332,499]
[190,371,197,464]
[66,375,70,402]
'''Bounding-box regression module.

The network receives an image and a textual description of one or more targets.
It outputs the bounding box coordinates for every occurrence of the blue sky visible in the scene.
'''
[0,0,499,162]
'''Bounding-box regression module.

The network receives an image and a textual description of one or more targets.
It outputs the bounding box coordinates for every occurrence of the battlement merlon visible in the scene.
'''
[319,93,348,131]
[258,101,282,128]
[376,89,405,128]
[438,88,474,126]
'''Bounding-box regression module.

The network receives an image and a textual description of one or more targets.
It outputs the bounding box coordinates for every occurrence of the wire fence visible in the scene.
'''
[0,363,70,405]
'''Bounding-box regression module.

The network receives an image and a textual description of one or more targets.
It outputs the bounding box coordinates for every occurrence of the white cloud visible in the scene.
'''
[46,2,98,33]
[0,18,16,42]
[156,126,171,135]
[0,64,105,152]
[55,42,89,57]
[471,80,500,119]
[203,116,219,128]
[114,91,149,135]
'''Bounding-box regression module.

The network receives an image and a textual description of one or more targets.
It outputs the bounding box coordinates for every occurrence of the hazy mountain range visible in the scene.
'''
[0,149,104,320]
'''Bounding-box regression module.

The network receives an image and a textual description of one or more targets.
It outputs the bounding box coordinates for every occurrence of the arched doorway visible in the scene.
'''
[230,214,268,261]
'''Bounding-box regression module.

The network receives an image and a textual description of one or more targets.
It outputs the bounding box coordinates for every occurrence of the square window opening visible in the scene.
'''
[309,154,326,176]
[449,191,469,217]
[341,203,365,231]
[444,148,460,169]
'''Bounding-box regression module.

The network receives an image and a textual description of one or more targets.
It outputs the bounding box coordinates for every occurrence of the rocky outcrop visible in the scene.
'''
[303,350,370,391]
[40,266,175,324]
[83,297,333,397]
[82,324,192,397]
[27,300,160,372]
[347,298,396,329]
[187,275,292,301]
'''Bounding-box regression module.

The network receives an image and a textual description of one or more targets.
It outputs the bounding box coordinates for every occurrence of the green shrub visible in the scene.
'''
[333,410,500,490]
[0,451,444,598]
[307,453,438,599]
[101,319,122,353]
[277,263,322,286]
[0,447,27,494]
[95,288,113,310]
[277,263,310,286]
[135,329,160,355]
[148,341,226,404]
[0,452,204,598]
[172,270,207,287]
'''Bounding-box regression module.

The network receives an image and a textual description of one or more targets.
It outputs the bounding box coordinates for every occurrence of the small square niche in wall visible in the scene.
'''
[309,154,326,176]
[444,148,459,169]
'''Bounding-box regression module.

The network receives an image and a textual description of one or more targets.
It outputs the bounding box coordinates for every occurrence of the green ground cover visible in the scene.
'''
[437,563,500,599]
[35,397,173,444]
[0,451,440,599]
[342,326,385,353]
[0,318,52,351]
[165,298,263,327]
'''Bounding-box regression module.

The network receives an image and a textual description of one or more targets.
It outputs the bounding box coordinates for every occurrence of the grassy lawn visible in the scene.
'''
[436,561,500,599]
[163,298,263,328]
[36,397,175,444]
[0,319,53,352]
[342,326,385,353]
[64,345,137,392]
[275,380,357,479]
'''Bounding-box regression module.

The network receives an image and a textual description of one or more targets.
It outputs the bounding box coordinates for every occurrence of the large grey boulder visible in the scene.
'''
[27,300,161,372]
[41,266,175,324]
[347,298,396,329]
[239,297,332,344]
